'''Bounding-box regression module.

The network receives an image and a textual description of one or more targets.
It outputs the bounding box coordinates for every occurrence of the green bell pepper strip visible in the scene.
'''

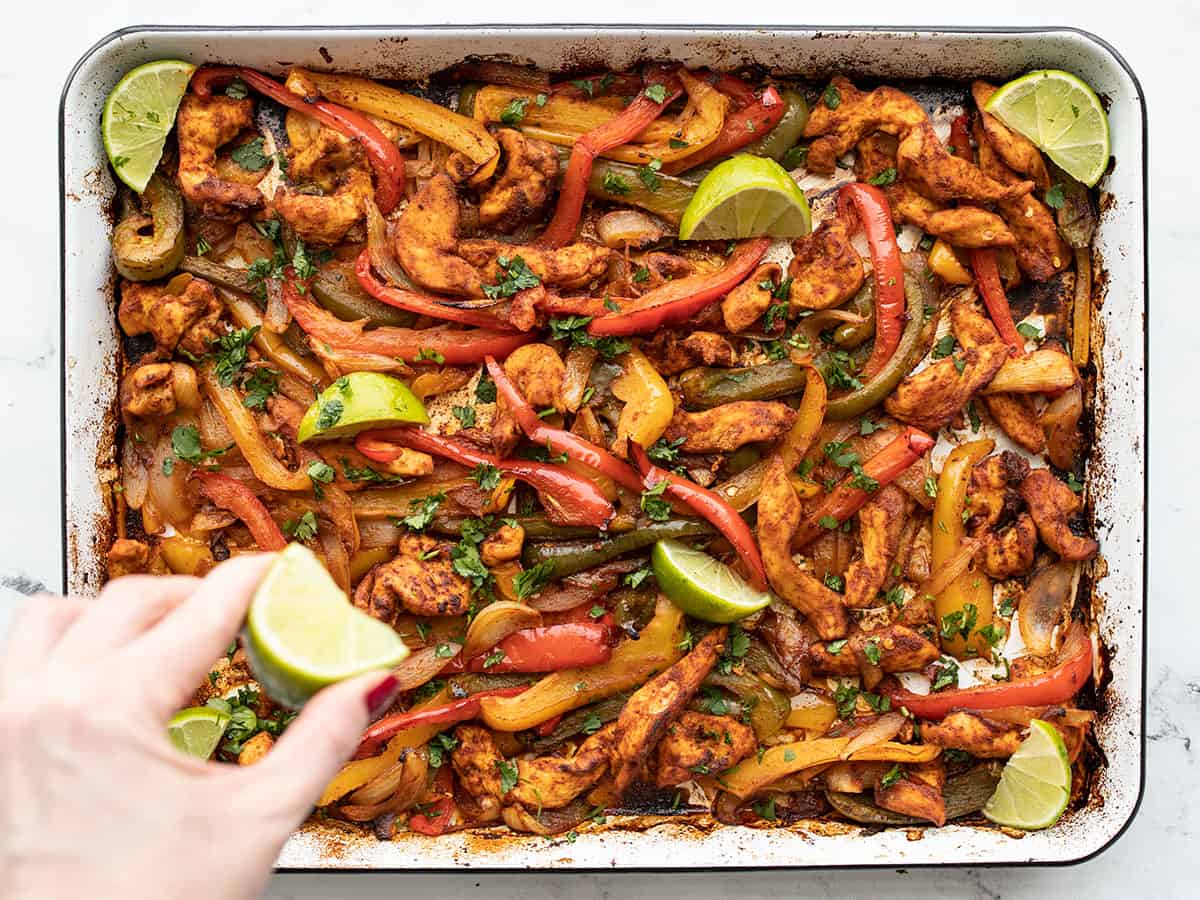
[557,149,697,227]
[678,360,809,410]
[522,519,716,580]
[739,89,810,162]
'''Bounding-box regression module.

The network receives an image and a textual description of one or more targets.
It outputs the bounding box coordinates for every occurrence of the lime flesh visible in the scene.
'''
[983,719,1072,829]
[678,155,812,240]
[984,70,1111,187]
[244,544,410,708]
[297,372,429,443]
[651,539,772,623]
[102,59,196,192]
[167,706,229,759]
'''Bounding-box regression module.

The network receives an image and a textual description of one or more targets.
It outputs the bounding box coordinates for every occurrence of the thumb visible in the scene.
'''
[249,671,399,817]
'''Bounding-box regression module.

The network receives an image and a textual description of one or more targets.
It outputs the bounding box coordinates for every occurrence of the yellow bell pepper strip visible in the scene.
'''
[157,532,215,575]
[478,595,685,732]
[719,738,940,799]
[661,76,786,174]
[927,238,974,284]
[616,68,728,166]
[612,347,674,456]
[288,67,500,186]
[785,692,839,732]
[932,439,995,658]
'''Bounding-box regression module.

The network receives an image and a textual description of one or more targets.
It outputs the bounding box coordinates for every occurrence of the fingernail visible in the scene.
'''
[365,674,400,718]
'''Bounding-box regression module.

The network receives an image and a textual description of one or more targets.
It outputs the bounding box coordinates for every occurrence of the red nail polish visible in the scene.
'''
[365,674,400,718]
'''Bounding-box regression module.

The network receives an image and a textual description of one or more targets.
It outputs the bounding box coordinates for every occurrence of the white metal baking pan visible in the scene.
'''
[59,25,1146,870]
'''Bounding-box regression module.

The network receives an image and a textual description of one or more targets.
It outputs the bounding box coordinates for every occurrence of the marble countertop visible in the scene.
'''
[1,2,1190,897]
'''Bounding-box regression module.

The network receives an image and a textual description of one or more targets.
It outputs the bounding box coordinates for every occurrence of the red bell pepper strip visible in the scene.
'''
[837,183,907,380]
[537,73,683,248]
[356,427,615,528]
[281,278,531,365]
[407,767,456,835]
[628,442,768,592]
[587,238,771,337]
[484,356,646,495]
[948,113,974,162]
[354,250,516,331]
[190,66,405,214]
[792,427,936,549]
[663,81,786,174]
[354,686,527,759]
[970,249,1026,356]
[192,471,286,551]
[467,622,614,673]
[884,623,1093,719]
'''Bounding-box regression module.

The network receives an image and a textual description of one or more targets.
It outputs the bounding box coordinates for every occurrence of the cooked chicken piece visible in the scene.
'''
[968,451,1029,530]
[633,251,696,290]
[510,723,617,809]
[921,710,1024,758]
[394,173,485,296]
[478,130,559,232]
[787,217,866,311]
[191,654,255,707]
[924,207,1016,249]
[481,523,525,566]
[451,724,506,799]
[237,732,274,766]
[897,121,1034,205]
[982,514,1037,578]
[875,758,946,826]
[611,628,726,795]
[971,82,1052,190]
[271,125,373,245]
[855,132,942,229]
[1020,469,1099,561]
[758,458,849,640]
[802,76,928,175]
[491,343,566,456]
[973,117,1069,282]
[903,522,933,586]
[808,624,940,676]
[176,93,264,216]
[459,239,612,291]
[107,538,167,579]
[983,393,1046,454]
[663,401,796,454]
[723,263,781,333]
[121,363,177,418]
[883,294,1010,433]
[844,486,908,609]
[640,330,735,376]
[353,533,471,621]
[380,448,435,478]
[119,277,225,358]
[655,712,756,787]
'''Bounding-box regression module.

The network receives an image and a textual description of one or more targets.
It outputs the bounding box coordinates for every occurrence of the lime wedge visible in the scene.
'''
[678,155,812,240]
[651,539,772,623]
[243,544,410,708]
[297,372,429,443]
[984,70,1111,187]
[983,719,1072,829]
[167,706,229,759]
[102,59,196,192]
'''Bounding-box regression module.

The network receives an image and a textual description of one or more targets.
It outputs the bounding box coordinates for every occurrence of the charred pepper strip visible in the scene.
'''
[970,248,1026,355]
[354,250,515,330]
[628,442,768,591]
[190,66,405,213]
[838,183,907,379]
[537,72,683,248]
[356,427,615,527]
[466,622,614,673]
[792,426,936,549]
[191,471,286,551]
[662,80,786,174]
[521,519,716,580]
[353,686,527,759]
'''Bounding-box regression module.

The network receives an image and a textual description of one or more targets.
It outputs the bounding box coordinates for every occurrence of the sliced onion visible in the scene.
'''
[189,508,237,532]
[1041,382,1083,471]
[391,642,462,693]
[561,346,598,412]
[1020,562,1078,656]
[358,518,403,549]
[797,309,867,352]
[973,705,1096,729]
[841,712,905,759]
[527,559,642,612]
[148,429,196,528]
[120,440,149,510]
[170,362,201,410]
[262,277,290,334]
[342,748,431,819]
[463,602,542,660]
[596,209,666,249]
[364,196,416,289]
[917,536,983,599]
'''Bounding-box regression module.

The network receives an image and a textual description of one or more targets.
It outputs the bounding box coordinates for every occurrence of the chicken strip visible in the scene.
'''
[875,758,946,826]
[964,450,1036,577]
[107,538,167,579]
[802,76,928,175]
[983,393,1046,454]
[758,458,849,640]
[920,710,1024,758]
[611,627,726,795]
[478,129,559,232]
[459,239,612,291]
[662,401,797,454]
[271,124,373,246]
[971,82,1052,191]
[491,342,566,455]
[394,173,485,297]
[897,121,1034,205]
[481,523,525,566]
[723,263,781,333]
[1020,469,1099,561]
[843,485,908,609]
[121,363,178,419]
[787,217,866,311]
[808,624,940,676]
[641,330,736,376]
[854,132,942,229]
[655,712,756,787]
[510,723,617,809]
[924,207,1016,249]
[118,277,224,358]
[451,724,506,799]
[884,294,1010,433]
[353,533,471,620]
[176,93,264,216]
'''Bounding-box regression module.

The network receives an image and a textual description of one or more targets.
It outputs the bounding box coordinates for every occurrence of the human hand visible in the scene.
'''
[0,555,401,900]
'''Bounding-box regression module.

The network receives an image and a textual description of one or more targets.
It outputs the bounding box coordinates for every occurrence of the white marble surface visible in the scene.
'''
[0,1,1190,896]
